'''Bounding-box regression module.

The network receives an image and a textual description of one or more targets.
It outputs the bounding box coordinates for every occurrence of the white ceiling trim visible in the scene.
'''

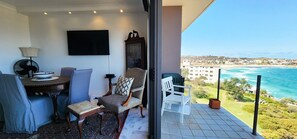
[182,0,214,31]
[163,0,214,31]
[0,1,16,11]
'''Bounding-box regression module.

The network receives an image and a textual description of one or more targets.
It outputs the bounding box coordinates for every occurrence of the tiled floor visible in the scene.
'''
[161,104,264,139]
[120,104,264,139]
[120,108,149,139]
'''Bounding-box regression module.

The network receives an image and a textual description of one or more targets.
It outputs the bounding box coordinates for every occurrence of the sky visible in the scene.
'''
[181,0,297,59]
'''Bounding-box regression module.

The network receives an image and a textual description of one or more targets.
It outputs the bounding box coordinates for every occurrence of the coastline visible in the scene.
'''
[219,64,297,69]
[220,66,297,101]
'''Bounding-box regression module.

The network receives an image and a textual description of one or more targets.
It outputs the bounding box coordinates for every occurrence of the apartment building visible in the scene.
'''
[181,59,219,83]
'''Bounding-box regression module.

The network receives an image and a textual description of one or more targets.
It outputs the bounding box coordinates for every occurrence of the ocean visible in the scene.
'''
[221,67,297,100]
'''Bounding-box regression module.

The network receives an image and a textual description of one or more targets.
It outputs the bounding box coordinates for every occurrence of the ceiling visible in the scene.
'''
[0,0,214,31]
[0,0,143,13]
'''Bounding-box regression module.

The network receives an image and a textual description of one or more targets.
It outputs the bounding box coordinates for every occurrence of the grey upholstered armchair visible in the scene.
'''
[97,68,147,132]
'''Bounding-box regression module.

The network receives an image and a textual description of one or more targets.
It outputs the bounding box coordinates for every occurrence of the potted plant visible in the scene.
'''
[209,98,220,109]
[209,69,221,109]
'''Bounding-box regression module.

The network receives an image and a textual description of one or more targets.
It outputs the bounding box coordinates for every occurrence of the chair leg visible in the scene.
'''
[77,118,85,139]
[98,112,103,135]
[180,104,184,123]
[139,104,145,118]
[84,117,89,125]
[189,101,192,113]
[66,112,71,132]
[114,113,121,132]
[161,102,165,116]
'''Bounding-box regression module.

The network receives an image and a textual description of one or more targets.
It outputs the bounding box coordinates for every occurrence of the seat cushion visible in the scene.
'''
[165,94,190,105]
[114,76,134,96]
[68,101,100,115]
[98,94,141,113]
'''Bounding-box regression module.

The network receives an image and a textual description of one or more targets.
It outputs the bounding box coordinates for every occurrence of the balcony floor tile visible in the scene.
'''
[161,104,264,139]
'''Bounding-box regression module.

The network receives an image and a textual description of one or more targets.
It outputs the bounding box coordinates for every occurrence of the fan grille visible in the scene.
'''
[13,59,39,77]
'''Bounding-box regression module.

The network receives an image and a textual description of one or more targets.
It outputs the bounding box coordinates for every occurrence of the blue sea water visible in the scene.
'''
[221,67,297,100]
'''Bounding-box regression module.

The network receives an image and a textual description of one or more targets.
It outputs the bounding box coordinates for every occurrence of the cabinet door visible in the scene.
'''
[126,43,142,68]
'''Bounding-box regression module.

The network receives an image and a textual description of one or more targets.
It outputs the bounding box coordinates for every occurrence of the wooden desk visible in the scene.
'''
[22,76,70,122]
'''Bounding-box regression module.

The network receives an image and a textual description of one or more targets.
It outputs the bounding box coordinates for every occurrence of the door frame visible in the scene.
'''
[148,0,162,139]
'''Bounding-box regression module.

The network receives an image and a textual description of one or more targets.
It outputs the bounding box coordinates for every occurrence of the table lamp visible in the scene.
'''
[19,47,39,78]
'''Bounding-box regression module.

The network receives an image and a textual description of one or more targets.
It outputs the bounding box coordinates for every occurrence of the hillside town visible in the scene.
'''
[180,56,297,83]
[181,56,297,66]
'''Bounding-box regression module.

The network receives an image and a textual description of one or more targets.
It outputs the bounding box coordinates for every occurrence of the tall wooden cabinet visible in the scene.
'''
[125,31,147,106]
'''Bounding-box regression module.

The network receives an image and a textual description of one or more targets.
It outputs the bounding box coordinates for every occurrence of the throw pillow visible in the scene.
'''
[115,76,134,96]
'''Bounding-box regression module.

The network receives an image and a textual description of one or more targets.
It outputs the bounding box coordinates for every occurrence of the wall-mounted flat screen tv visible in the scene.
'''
[67,30,110,55]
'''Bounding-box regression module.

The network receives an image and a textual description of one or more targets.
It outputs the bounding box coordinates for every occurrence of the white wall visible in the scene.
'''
[0,4,31,73]
[28,13,148,97]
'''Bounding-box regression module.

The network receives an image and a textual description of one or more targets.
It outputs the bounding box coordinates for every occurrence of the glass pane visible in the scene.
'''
[127,43,142,68]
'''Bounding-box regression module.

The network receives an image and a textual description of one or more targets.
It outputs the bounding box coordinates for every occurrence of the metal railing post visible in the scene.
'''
[252,75,261,135]
[217,69,221,100]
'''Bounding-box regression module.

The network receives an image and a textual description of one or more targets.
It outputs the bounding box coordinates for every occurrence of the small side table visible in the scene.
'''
[66,101,103,139]
[105,74,115,92]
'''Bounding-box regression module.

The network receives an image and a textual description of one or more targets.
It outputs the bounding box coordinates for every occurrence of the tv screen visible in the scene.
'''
[67,30,110,55]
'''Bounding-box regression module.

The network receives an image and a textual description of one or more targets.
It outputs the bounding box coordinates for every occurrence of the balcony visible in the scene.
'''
[161,104,264,139]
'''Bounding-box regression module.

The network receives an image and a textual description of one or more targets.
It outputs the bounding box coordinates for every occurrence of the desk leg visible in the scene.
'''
[49,94,60,122]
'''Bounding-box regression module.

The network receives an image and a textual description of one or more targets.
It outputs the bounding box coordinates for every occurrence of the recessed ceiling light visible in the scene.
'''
[44,12,48,15]
[120,9,123,13]
[93,11,97,14]
[68,11,72,14]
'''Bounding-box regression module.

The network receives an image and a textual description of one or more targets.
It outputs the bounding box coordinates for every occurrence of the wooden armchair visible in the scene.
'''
[97,68,147,132]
